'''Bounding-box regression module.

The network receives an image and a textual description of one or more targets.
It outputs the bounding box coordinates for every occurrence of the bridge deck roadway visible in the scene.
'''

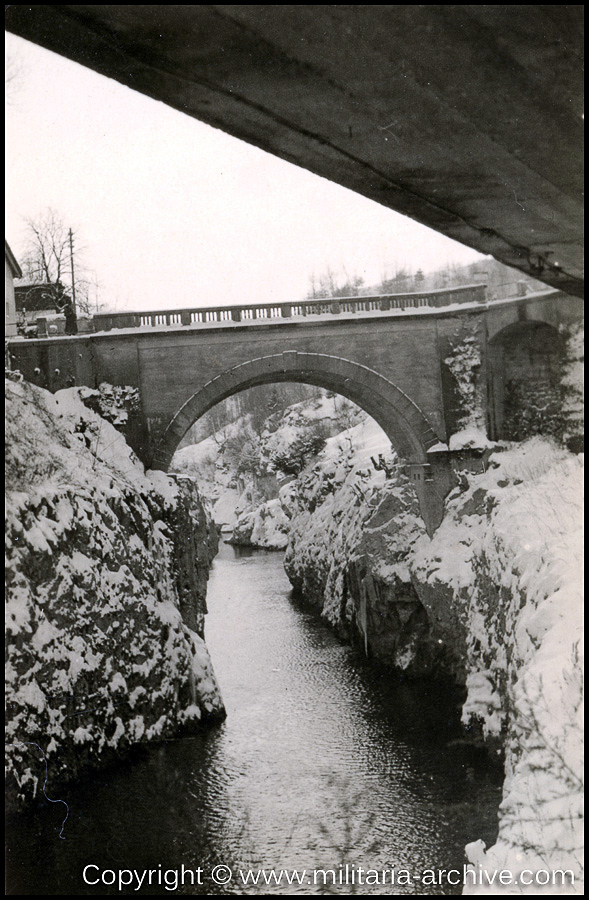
[7,287,579,440]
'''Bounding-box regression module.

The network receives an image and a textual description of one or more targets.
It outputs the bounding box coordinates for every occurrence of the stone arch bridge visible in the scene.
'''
[8,286,582,533]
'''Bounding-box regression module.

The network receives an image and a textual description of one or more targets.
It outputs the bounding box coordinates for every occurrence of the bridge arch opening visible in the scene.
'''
[153,353,438,470]
[153,353,445,533]
[172,384,394,521]
[487,321,564,442]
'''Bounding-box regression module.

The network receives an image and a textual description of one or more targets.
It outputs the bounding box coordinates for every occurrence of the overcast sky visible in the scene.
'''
[6,32,485,312]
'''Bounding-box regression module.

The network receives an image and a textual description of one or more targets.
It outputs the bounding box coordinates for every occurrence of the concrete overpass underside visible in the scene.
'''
[5,5,584,297]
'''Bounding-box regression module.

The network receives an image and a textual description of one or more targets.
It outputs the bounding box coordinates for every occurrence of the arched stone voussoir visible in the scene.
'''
[154,352,438,471]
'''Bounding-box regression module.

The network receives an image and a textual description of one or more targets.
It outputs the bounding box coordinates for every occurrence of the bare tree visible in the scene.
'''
[378,261,413,294]
[306,265,364,299]
[21,209,70,285]
[20,209,102,316]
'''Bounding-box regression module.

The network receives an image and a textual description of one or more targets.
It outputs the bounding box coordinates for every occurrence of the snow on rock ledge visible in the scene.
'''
[230,498,290,549]
[283,428,437,673]
[5,378,224,808]
[412,438,584,894]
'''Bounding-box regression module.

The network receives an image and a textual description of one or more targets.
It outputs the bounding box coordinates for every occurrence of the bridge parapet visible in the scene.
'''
[92,284,487,332]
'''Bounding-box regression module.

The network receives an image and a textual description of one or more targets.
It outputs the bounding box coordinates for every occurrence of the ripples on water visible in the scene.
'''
[6,544,503,895]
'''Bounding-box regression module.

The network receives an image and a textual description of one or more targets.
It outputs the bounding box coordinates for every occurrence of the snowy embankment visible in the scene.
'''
[173,430,290,547]
[428,441,583,894]
[5,376,224,808]
[285,433,583,893]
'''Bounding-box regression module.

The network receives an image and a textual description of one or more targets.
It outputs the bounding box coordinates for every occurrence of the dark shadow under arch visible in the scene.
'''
[487,321,564,441]
[152,352,439,471]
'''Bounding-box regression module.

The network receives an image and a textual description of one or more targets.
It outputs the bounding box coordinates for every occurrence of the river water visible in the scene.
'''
[7,544,503,896]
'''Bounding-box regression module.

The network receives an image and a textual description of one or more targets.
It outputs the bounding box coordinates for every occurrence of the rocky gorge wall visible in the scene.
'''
[5,376,224,810]
[283,459,438,675]
[283,435,583,892]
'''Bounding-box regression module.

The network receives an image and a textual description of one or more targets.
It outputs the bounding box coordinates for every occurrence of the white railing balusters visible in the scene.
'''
[92,284,487,331]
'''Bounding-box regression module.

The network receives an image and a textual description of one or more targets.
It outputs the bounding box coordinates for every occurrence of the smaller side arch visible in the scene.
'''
[152,352,440,470]
[487,320,565,441]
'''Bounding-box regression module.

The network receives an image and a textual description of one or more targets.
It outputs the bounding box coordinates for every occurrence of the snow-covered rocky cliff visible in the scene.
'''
[282,417,432,668]
[5,376,224,809]
[435,441,583,894]
[284,430,583,893]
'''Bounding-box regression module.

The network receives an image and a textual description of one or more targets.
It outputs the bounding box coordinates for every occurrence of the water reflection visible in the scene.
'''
[6,544,502,895]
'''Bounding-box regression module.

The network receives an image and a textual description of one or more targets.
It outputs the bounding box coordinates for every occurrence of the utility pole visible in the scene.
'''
[68,228,77,316]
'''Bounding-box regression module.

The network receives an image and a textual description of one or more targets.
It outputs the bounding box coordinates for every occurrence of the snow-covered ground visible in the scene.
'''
[171,392,369,547]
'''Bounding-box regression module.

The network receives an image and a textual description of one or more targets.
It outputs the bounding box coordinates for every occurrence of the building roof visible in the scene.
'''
[5,240,23,279]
